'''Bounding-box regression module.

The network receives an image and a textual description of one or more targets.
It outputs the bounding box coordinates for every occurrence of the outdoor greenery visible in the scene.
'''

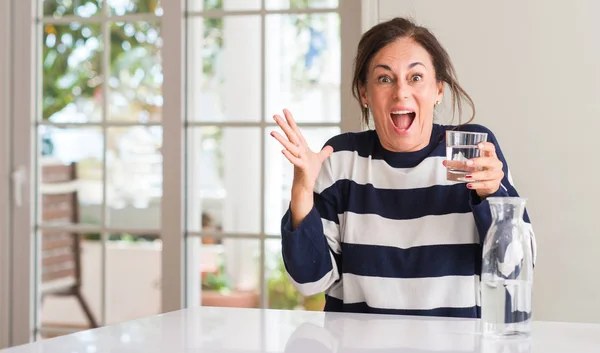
[267,256,325,310]
[201,249,325,311]
[42,0,326,121]
[42,0,164,121]
[201,254,234,293]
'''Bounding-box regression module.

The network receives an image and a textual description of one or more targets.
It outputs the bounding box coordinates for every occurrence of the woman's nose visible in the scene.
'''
[393,81,410,100]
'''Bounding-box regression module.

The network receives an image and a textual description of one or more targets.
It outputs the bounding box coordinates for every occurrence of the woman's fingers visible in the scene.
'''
[463,155,503,180]
[465,143,504,197]
[444,141,505,198]
[477,142,497,158]
[443,160,473,171]
[283,109,307,146]
[465,168,504,182]
[318,145,334,162]
[464,156,503,172]
[281,149,303,167]
[273,113,301,146]
[270,131,301,156]
[466,180,500,191]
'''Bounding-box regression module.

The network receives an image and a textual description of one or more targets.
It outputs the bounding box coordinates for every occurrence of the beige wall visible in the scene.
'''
[374,0,600,323]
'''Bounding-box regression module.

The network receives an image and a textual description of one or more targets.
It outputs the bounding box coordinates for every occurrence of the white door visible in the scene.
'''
[7,0,184,344]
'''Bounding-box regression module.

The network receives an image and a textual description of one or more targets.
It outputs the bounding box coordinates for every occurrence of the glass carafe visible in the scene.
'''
[481,197,535,337]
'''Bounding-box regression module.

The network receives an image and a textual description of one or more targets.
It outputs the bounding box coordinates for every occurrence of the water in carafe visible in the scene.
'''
[481,197,535,337]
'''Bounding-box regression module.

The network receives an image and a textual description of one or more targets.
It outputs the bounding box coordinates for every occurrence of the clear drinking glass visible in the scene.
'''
[481,197,535,338]
[445,130,488,182]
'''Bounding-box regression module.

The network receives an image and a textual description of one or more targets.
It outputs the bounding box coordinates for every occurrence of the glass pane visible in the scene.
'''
[109,22,163,122]
[187,16,261,122]
[265,13,340,123]
[108,0,163,16]
[38,232,101,337]
[106,126,162,229]
[39,126,104,227]
[200,238,260,308]
[265,0,338,11]
[106,234,161,324]
[186,127,261,234]
[187,0,261,11]
[42,0,103,18]
[264,127,340,236]
[265,239,325,310]
[42,23,103,123]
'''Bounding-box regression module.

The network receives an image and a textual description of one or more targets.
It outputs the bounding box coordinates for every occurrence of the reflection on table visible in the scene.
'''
[3,306,599,353]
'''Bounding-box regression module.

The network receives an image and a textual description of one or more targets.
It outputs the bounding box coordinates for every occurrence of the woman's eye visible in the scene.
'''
[378,76,392,84]
[411,74,423,82]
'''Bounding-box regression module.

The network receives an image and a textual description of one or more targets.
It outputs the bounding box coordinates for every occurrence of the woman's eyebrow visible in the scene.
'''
[372,61,426,72]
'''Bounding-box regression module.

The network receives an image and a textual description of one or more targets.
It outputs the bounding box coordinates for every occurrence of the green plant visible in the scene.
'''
[81,230,154,242]
[267,256,302,309]
[202,255,233,294]
[267,255,325,311]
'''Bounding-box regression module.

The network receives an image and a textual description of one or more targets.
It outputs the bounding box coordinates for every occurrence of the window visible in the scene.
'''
[184,0,342,310]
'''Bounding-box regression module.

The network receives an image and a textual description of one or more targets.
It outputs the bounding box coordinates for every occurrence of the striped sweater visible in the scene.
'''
[280,123,535,318]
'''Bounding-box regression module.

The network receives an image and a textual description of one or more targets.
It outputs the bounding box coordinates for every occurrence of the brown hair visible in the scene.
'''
[351,17,475,128]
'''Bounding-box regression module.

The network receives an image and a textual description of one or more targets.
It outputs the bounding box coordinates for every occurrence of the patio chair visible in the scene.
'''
[40,162,98,328]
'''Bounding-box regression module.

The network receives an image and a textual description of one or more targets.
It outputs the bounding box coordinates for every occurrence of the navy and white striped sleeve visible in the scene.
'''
[280,152,342,296]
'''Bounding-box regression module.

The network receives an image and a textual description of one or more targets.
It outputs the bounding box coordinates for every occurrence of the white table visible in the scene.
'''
[2,307,599,352]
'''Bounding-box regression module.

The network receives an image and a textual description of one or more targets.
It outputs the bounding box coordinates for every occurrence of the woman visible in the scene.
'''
[270,17,534,318]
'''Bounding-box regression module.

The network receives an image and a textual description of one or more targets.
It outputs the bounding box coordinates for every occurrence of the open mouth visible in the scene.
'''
[391,110,416,132]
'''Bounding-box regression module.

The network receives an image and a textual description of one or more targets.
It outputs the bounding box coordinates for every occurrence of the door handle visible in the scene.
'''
[11,166,26,207]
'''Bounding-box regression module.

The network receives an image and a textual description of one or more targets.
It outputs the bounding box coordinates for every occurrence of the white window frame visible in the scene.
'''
[161,0,185,312]
[10,0,37,346]
[0,0,12,348]
[4,0,366,347]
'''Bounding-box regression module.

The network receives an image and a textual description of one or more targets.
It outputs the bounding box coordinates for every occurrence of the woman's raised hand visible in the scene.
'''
[270,109,334,194]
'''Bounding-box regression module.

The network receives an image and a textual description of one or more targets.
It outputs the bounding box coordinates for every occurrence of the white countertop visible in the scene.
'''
[2,307,599,352]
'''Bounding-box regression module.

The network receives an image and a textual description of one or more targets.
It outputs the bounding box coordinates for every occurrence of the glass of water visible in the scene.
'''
[445,130,488,182]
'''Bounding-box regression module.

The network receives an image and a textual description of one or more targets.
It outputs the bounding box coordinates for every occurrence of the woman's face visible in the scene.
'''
[360,37,444,152]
